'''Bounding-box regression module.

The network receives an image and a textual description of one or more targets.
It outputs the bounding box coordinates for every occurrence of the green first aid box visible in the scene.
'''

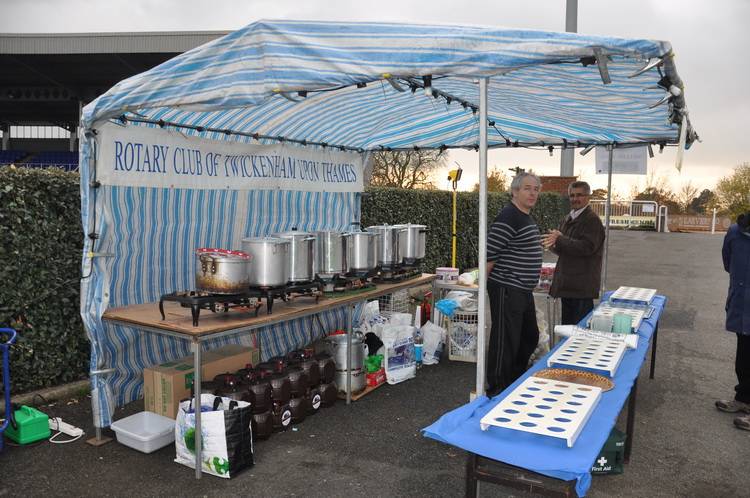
[591,427,626,475]
[4,405,51,444]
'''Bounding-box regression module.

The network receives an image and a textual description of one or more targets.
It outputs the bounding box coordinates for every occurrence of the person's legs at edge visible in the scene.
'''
[732,334,750,430]
[735,334,750,403]
[560,298,594,326]
[486,282,505,395]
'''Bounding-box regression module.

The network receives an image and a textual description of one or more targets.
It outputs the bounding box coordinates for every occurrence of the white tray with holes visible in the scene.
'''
[547,336,627,377]
[609,286,657,306]
[480,377,602,447]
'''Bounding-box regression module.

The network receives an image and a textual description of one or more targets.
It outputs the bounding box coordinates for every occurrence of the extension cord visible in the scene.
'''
[49,417,84,437]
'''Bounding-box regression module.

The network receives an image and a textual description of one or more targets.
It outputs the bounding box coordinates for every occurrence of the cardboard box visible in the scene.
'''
[144,343,260,419]
[143,367,155,412]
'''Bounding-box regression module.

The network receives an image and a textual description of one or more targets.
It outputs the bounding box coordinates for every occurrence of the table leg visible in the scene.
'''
[468,454,576,497]
[624,378,638,464]
[346,304,353,405]
[649,323,658,380]
[193,341,202,479]
[546,296,554,351]
[466,453,478,498]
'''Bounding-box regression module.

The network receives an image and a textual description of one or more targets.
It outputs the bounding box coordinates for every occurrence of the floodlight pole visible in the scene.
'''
[601,144,614,294]
[476,78,489,398]
[452,185,458,267]
[561,0,578,177]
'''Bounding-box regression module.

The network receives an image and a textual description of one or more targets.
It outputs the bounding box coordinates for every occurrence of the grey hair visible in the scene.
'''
[510,172,541,192]
[568,181,591,195]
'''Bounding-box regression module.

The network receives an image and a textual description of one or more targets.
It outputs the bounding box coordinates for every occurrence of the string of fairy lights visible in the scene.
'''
[111,55,681,155]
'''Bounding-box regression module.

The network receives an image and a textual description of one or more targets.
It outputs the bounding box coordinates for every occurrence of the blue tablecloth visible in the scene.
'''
[423,294,666,497]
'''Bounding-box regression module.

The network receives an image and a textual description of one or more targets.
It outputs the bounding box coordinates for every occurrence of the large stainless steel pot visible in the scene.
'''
[366,224,405,267]
[241,237,290,287]
[315,231,349,279]
[195,248,251,294]
[334,368,365,394]
[326,332,367,369]
[327,332,367,393]
[274,229,316,283]
[394,223,428,264]
[347,230,379,273]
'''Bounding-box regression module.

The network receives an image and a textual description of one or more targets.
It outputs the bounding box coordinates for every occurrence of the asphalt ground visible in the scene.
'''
[1,230,747,497]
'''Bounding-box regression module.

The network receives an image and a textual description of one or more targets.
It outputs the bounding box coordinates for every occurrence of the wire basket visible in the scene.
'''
[376,289,412,318]
[447,311,479,362]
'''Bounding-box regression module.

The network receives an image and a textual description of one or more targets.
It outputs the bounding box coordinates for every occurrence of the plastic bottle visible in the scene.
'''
[414,328,423,369]
[413,304,423,369]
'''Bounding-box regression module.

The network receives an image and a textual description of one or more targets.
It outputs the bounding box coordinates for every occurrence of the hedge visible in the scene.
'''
[0,166,88,393]
[360,187,569,272]
[0,169,568,394]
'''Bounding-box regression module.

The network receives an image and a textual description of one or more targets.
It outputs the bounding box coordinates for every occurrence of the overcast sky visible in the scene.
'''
[1,0,746,195]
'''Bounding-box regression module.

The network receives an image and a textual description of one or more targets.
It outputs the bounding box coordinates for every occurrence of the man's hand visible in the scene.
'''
[541,229,561,249]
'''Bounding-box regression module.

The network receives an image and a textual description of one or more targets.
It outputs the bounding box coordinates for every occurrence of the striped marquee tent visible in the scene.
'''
[79,20,695,428]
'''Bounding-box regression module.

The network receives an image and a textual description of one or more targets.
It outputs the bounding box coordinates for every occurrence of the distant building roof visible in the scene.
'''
[0,31,229,54]
[0,31,227,127]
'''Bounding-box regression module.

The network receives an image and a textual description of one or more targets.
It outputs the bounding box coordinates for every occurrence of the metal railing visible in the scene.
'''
[590,200,658,230]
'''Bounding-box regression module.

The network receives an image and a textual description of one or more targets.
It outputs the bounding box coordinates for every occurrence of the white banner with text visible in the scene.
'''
[96,123,364,192]
[595,146,648,175]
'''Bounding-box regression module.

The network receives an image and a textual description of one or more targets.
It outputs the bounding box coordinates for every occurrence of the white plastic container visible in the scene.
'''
[111,411,175,453]
[436,267,459,282]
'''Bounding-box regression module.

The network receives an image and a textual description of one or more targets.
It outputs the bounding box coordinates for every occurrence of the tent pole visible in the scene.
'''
[601,144,614,294]
[476,77,489,398]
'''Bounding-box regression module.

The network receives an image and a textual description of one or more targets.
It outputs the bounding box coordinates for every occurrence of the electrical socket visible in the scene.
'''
[49,417,84,437]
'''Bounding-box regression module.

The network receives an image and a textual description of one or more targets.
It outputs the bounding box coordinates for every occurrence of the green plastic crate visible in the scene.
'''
[4,405,50,444]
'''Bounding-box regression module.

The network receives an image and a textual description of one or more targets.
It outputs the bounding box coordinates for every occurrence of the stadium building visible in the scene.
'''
[0,31,227,169]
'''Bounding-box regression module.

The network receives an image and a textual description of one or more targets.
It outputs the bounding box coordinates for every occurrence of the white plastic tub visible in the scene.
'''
[111,411,175,453]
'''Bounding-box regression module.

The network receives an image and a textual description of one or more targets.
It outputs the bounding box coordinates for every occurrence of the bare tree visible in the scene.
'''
[676,180,699,214]
[369,150,446,189]
[630,168,671,199]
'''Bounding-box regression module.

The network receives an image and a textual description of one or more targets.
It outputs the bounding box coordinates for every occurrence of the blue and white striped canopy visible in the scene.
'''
[82,19,695,149]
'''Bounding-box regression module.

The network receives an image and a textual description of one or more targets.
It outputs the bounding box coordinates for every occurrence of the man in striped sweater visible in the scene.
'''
[486,172,543,395]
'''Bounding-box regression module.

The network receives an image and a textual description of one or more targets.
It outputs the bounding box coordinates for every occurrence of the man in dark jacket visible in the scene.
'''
[716,211,750,431]
[542,181,605,325]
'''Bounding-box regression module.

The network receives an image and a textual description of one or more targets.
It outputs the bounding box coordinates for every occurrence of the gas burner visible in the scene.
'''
[159,290,262,326]
[346,267,379,279]
[374,267,421,283]
[252,281,323,314]
[320,274,375,293]
[400,258,422,268]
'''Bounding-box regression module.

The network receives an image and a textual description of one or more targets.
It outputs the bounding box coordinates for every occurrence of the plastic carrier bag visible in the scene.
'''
[175,394,254,479]
[420,321,447,365]
[381,324,416,384]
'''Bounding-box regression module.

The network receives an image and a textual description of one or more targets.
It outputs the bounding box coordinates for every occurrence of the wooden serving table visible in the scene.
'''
[103,273,436,479]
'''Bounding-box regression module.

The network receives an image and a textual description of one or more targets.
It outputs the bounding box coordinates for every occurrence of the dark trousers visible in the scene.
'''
[487,282,539,394]
[560,298,594,326]
[735,334,750,403]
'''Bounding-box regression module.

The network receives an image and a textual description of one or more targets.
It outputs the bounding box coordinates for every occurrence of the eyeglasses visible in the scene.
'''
[569,193,590,198]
